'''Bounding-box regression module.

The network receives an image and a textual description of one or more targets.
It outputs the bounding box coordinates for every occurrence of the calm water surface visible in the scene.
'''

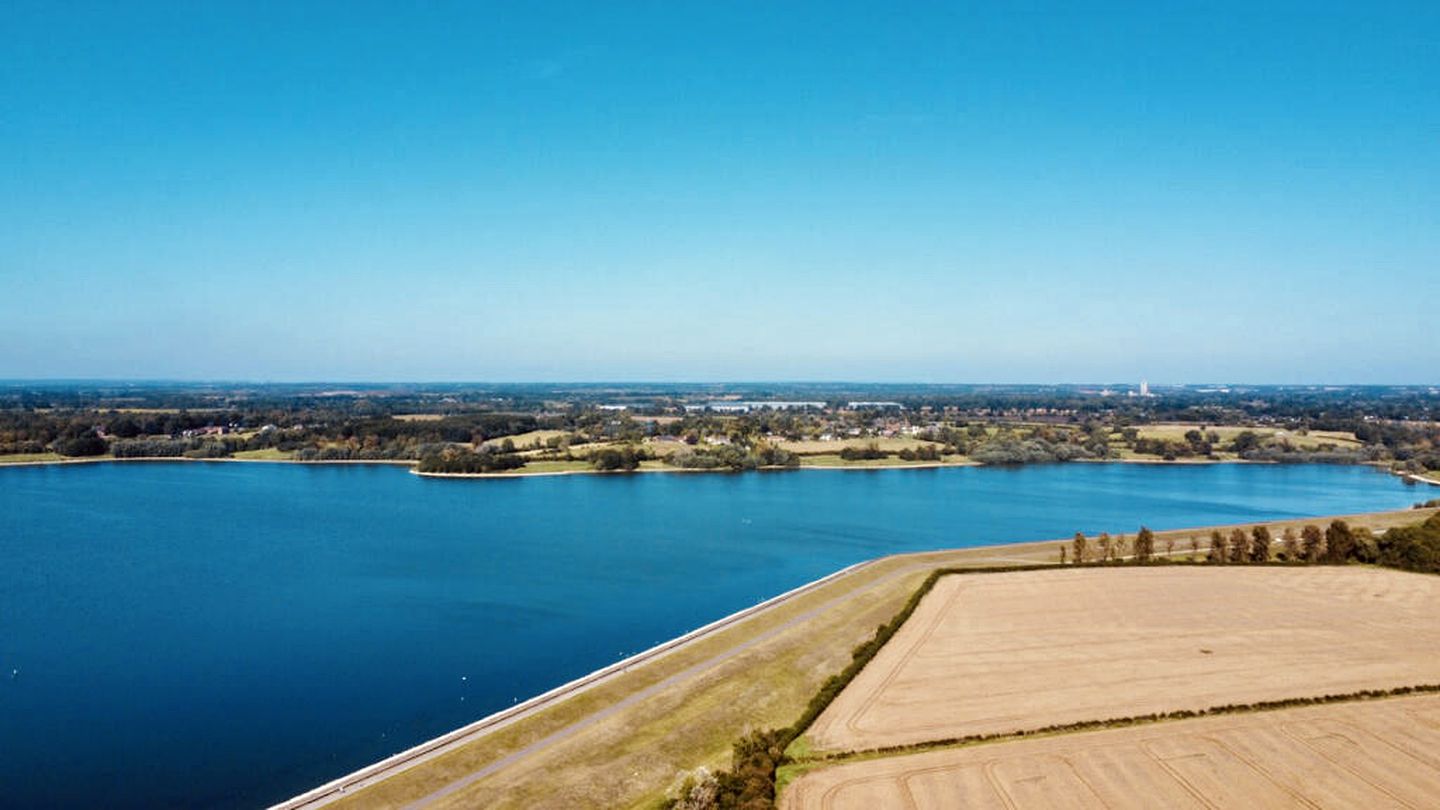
[0,461,1425,807]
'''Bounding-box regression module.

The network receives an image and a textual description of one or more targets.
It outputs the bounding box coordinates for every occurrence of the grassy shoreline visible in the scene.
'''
[6,453,1438,487]
[0,455,413,468]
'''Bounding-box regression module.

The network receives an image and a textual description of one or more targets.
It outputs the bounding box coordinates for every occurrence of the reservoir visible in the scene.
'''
[0,461,1425,807]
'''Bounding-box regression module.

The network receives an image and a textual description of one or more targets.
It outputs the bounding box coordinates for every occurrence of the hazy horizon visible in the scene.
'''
[3,3,1436,382]
[1,377,1435,388]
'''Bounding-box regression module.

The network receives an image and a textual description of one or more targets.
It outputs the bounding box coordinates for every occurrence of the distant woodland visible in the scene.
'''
[2,383,1437,476]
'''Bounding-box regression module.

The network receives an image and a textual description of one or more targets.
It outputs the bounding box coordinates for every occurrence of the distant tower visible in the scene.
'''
[1140,379,1150,397]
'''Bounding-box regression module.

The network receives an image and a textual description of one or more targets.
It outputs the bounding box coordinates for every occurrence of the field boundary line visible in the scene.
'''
[798,684,1440,772]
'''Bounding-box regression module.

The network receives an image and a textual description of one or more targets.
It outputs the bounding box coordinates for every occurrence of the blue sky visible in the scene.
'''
[2,2,1436,382]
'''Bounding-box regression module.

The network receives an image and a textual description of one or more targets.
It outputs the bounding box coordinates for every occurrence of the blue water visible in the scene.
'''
[0,462,1426,808]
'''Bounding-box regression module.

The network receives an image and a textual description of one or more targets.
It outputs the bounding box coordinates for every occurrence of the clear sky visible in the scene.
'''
[2,2,1436,383]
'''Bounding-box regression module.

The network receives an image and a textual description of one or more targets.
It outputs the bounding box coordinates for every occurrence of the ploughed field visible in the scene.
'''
[785,692,1440,809]
[807,567,1440,752]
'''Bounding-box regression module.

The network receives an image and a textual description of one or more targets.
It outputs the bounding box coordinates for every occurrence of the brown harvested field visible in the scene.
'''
[1130,423,1362,449]
[806,566,1440,753]
[777,437,945,455]
[784,692,1440,809]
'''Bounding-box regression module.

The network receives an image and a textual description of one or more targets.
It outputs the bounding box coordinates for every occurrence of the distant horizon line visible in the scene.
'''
[1,378,1436,389]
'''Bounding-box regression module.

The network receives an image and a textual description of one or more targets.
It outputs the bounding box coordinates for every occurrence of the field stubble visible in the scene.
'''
[806,566,1440,753]
[784,693,1440,809]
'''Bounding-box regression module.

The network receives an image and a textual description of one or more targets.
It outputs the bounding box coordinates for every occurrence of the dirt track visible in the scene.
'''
[786,693,1440,809]
[807,566,1440,752]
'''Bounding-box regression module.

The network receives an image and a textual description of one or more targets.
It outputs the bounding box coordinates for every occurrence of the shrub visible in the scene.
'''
[1377,514,1440,573]
[838,443,887,461]
[54,432,108,457]
[416,446,526,473]
[110,438,191,458]
[897,444,942,462]
[592,445,646,471]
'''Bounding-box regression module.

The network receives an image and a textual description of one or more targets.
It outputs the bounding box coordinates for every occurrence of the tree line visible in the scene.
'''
[415,445,526,474]
[669,443,799,471]
[1065,513,1440,574]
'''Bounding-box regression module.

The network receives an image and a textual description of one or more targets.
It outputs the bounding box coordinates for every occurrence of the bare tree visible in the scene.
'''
[1059,545,1067,565]
[1097,532,1112,563]
[1072,531,1088,564]
[1189,535,1200,560]
[672,767,719,810]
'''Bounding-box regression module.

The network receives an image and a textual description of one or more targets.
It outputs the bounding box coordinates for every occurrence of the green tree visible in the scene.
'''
[1351,527,1379,563]
[1376,513,1440,573]
[1250,525,1272,563]
[1302,524,1324,562]
[1208,530,1227,564]
[1325,520,1355,563]
[1230,430,1262,454]
[1134,526,1155,563]
[54,431,108,457]
[591,445,645,471]
[1228,528,1248,564]
[1281,527,1301,561]
[838,442,887,461]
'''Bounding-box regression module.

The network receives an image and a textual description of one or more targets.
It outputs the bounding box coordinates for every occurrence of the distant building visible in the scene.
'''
[684,401,824,414]
[846,401,904,410]
[1139,380,1150,397]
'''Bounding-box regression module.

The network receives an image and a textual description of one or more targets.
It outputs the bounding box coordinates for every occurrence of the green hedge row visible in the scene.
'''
[829,683,1440,761]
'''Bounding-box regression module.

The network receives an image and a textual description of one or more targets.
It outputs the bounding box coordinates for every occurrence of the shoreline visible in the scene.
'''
[4,454,1431,483]
[411,461,985,478]
[0,456,416,469]
[277,504,1439,809]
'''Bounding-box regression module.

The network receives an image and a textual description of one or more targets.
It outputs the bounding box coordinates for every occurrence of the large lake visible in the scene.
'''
[0,461,1427,807]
